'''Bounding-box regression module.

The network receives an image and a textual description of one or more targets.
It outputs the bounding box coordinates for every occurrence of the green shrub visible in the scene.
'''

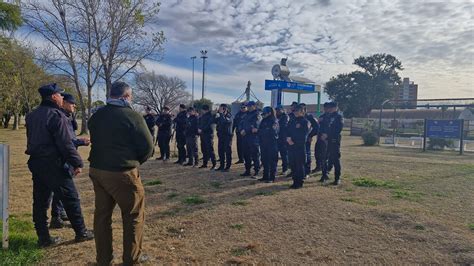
[361,131,378,146]
[182,196,205,205]
[428,138,454,150]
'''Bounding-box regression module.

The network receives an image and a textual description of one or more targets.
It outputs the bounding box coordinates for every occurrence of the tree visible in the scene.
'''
[0,2,22,33]
[133,72,190,114]
[192,98,214,113]
[325,53,403,118]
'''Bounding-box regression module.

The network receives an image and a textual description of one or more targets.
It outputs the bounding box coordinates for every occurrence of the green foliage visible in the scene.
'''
[361,131,378,146]
[167,192,178,199]
[0,216,44,264]
[428,138,454,150]
[0,2,22,32]
[352,177,399,189]
[143,179,162,186]
[325,53,403,118]
[229,224,244,230]
[192,98,214,112]
[468,224,474,231]
[92,100,105,108]
[231,200,248,206]
[414,224,425,230]
[183,195,205,205]
[210,181,222,189]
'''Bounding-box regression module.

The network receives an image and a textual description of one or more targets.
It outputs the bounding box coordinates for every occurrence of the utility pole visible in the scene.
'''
[190,56,196,102]
[200,50,208,99]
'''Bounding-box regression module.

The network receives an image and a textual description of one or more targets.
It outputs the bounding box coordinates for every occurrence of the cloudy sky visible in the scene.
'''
[142,0,473,105]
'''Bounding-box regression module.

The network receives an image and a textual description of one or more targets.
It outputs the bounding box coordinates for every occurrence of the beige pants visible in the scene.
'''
[89,167,145,266]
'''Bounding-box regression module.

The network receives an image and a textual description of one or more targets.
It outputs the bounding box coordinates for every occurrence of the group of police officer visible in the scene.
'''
[145,100,343,189]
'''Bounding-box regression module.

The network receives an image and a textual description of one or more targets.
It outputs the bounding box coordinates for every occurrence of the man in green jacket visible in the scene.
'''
[88,81,154,265]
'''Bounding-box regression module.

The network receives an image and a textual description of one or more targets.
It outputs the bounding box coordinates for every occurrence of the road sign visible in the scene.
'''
[426,119,463,139]
[264,80,318,93]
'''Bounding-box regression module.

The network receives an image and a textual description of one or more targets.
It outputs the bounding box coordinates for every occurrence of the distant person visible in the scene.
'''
[240,101,262,177]
[286,104,309,189]
[88,81,154,265]
[313,102,330,174]
[233,103,247,164]
[143,107,156,145]
[215,104,233,172]
[286,101,299,178]
[258,106,279,183]
[25,83,93,247]
[198,104,217,169]
[174,104,188,164]
[276,105,289,175]
[184,107,199,166]
[300,103,319,178]
[320,102,343,185]
[155,106,172,161]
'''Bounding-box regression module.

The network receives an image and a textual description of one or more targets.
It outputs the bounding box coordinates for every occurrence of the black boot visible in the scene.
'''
[240,171,251,177]
[198,164,208,169]
[50,217,65,229]
[235,160,244,164]
[75,229,94,243]
[38,236,61,248]
[332,178,341,186]
[319,175,329,183]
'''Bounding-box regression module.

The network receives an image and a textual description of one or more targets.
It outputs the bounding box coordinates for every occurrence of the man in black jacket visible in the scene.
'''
[184,107,199,166]
[174,104,188,164]
[198,105,217,169]
[233,103,247,164]
[143,107,156,145]
[320,102,344,185]
[215,104,233,171]
[286,104,309,189]
[156,106,172,161]
[25,83,93,247]
[276,105,289,174]
[300,103,319,178]
[240,101,262,177]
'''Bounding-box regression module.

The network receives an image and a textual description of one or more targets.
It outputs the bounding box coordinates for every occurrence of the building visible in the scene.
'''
[394,77,418,109]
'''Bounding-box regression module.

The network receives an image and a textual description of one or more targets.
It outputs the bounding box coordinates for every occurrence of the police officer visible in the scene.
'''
[258,106,279,183]
[240,101,262,177]
[285,101,299,178]
[320,102,344,185]
[313,102,330,174]
[300,103,319,178]
[184,107,199,166]
[198,104,217,169]
[233,103,247,164]
[286,104,309,189]
[174,104,188,164]
[215,104,233,171]
[156,106,172,161]
[276,105,289,175]
[143,106,156,145]
[25,83,93,247]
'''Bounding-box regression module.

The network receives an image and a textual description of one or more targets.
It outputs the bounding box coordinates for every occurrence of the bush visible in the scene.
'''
[361,131,378,146]
[428,138,454,150]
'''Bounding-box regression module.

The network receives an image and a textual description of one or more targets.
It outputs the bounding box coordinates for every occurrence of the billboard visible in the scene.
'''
[264,80,317,93]
[426,119,463,139]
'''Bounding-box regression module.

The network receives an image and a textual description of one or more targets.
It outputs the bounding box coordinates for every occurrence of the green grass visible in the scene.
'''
[414,224,425,230]
[143,179,162,186]
[0,216,43,265]
[182,196,206,205]
[392,189,424,201]
[210,181,222,189]
[229,224,244,231]
[352,177,399,189]
[231,200,248,206]
[468,223,474,231]
[366,200,379,206]
[167,192,179,199]
[256,191,275,196]
[340,197,356,202]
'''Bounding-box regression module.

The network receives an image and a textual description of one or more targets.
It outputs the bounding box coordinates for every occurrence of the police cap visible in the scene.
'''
[38,83,64,98]
[61,93,76,104]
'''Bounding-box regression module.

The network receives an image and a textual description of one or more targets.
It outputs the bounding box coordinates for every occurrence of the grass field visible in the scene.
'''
[1,127,473,264]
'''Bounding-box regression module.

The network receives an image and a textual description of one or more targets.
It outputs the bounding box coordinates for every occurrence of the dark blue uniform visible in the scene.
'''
[276,112,289,173]
[286,112,296,175]
[287,116,309,188]
[258,116,279,181]
[26,100,88,243]
[156,113,172,160]
[216,111,233,170]
[174,110,188,163]
[322,112,343,181]
[198,112,216,167]
[185,114,199,165]
[305,114,319,176]
[314,112,329,172]
[241,109,262,174]
[233,110,247,162]
[143,113,156,144]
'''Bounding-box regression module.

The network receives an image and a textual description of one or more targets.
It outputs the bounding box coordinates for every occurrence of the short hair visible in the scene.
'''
[110,81,130,98]
[179,104,186,109]
[294,105,304,112]
[187,107,195,112]
[202,104,210,111]
[219,103,228,109]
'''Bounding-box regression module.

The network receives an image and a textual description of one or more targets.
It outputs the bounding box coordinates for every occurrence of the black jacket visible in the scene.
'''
[233,111,247,133]
[185,115,199,137]
[287,116,309,146]
[198,112,215,136]
[241,110,262,138]
[277,112,289,140]
[306,113,320,139]
[25,100,83,168]
[258,116,279,147]
[156,113,172,135]
[327,112,344,141]
[216,112,233,137]
[174,111,188,138]
[318,113,329,136]
[143,113,156,134]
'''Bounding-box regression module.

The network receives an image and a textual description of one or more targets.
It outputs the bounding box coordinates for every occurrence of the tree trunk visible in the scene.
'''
[3,114,11,128]
[12,112,19,130]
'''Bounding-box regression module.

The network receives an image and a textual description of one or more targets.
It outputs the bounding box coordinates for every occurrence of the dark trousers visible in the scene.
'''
[324,140,341,179]
[157,133,171,159]
[176,134,187,162]
[236,133,244,162]
[305,139,313,176]
[28,158,86,241]
[289,144,305,186]
[200,134,216,166]
[186,136,198,165]
[243,136,260,173]
[277,139,288,172]
[315,137,327,170]
[218,135,232,168]
[50,193,65,218]
[261,144,277,180]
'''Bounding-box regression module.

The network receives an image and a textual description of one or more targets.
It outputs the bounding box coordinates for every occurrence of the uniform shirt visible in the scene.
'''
[241,109,262,137]
[174,110,188,137]
[277,112,289,140]
[185,115,199,137]
[318,113,329,136]
[305,113,320,139]
[156,113,172,135]
[62,110,86,148]
[233,111,247,133]
[258,116,279,147]
[198,112,215,136]
[143,113,156,134]
[215,111,233,137]
[327,112,344,141]
[287,116,310,146]
[25,100,83,168]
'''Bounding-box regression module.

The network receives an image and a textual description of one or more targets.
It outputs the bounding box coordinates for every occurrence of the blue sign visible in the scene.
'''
[265,80,316,93]
[426,119,462,139]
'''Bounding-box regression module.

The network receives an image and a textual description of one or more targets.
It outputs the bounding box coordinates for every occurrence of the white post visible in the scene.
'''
[1,144,9,249]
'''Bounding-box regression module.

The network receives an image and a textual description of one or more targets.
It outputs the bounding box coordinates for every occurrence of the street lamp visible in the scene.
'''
[190,56,196,102]
[200,50,208,99]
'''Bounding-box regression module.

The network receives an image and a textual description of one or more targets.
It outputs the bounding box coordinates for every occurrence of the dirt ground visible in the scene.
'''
[1,127,473,264]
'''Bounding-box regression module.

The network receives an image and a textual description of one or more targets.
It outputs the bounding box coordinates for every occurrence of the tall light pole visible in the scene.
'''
[190,56,196,102]
[200,50,208,99]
